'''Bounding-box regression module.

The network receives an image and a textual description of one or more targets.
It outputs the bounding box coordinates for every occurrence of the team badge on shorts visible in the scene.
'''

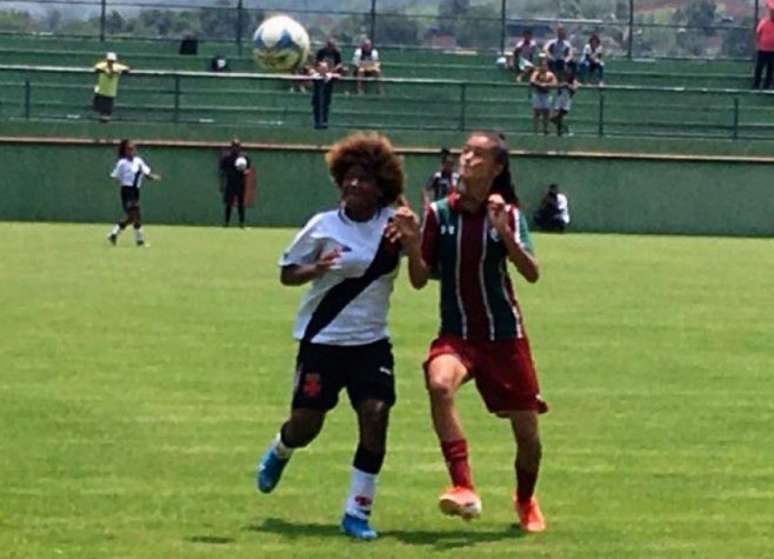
[302,372,322,398]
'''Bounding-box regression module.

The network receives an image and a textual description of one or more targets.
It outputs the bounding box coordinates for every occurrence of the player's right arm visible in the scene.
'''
[280,250,339,286]
[388,205,433,289]
[278,213,340,286]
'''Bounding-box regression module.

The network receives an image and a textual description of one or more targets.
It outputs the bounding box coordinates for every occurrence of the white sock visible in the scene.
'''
[344,467,377,520]
[134,227,144,244]
[110,224,121,236]
[272,432,294,460]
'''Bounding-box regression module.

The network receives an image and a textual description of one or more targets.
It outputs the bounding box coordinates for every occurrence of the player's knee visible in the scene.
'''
[358,400,390,430]
[425,373,456,401]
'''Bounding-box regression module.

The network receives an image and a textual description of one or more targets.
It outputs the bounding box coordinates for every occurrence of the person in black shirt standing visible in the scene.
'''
[422,147,459,210]
[219,139,251,228]
[314,38,344,74]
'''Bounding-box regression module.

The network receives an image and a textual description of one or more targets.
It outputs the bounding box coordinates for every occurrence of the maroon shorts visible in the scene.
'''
[424,334,548,415]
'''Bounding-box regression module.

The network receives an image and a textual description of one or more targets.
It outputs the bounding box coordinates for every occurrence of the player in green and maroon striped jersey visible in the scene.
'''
[388,132,548,533]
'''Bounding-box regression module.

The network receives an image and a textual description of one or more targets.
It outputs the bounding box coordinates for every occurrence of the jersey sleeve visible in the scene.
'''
[508,206,535,255]
[420,205,440,272]
[109,161,121,179]
[279,214,325,267]
[136,157,151,176]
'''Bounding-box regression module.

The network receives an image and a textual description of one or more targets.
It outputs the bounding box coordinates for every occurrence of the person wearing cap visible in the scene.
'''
[219,139,251,228]
[753,1,774,90]
[93,52,130,123]
[422,147,459,210]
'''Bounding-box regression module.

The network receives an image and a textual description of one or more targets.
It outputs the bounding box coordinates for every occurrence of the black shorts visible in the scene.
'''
[120,186,140,212]
[291,339,396,411]
[93,94,114,116]
[223,182,245,204]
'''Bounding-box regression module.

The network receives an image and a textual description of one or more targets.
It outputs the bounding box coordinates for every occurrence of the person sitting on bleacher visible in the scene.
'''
[510,29,538,82]
[544,26,574,78]
[579,33,604,85]
[353,39,383,95]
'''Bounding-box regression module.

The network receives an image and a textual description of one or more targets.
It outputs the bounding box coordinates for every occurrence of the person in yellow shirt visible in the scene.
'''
[93,52,130,123]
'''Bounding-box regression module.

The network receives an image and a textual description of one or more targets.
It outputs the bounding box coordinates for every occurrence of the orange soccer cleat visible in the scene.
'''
[514,494,546,533]
[438,486,482,521]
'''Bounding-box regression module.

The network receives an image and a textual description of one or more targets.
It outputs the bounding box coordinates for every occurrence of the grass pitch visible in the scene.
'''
[1,222,773,558]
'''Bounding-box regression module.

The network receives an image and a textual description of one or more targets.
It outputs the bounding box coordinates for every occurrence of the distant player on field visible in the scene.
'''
[219,139,251,227]
[107,140,161,247]
[388,131,549,533]
[255,132,405,541]
[422,147,459,210]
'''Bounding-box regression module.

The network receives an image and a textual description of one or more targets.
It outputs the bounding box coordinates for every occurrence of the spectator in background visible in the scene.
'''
[422,147,459,209]
[311,61,342,129]
[92,52,130,123]
[579,33,605,85]
[220,139,251,228]
[753,3,774,90]
[315,38,344,74]
[550,68,578,136]
[544,27,574,78]
[533,184,570,233]
[530,54,557,135]
[510,29,538,82]
[353,39,383,95]
[210,54,229,72]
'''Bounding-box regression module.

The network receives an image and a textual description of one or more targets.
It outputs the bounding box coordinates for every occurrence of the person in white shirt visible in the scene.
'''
[533,183,570,232]
[107,139,161,246]
[543,26,575,78]
[579,33,605,85]
[352,39,382,95]
[256,132,408,542]
[510,29,538,82]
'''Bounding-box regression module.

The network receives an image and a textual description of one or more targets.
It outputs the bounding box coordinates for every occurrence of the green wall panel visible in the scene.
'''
[0,142,772,236]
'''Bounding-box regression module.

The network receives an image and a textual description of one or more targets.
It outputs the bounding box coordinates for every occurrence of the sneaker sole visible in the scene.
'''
[438,496,481,521]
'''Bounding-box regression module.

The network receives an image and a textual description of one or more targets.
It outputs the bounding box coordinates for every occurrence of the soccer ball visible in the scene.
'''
[235,156,248,171]
[253,15,310,72]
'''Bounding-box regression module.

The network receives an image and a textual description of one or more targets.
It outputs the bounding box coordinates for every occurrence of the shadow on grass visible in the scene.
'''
[185,535,235,545]
[244,518,524,550]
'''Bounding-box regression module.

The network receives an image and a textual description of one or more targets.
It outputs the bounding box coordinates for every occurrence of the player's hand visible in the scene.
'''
[487,193,509,234]
[385,206,420,250]
[313,249,341,276]
[150,173,162,181]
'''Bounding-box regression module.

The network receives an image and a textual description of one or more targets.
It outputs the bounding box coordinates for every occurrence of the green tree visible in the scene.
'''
[721,17,755,57]
[105,10,125,35]
[0,10,35,32]
[673,0,717,36]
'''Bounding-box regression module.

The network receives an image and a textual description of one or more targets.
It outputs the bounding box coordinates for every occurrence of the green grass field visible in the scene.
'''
[2,223,773,558]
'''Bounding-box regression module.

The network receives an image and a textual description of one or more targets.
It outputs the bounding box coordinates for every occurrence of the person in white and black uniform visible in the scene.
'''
[256,132,406,542]
[422,147,459,210]
[219,139,250,227]
[107,139,161,246]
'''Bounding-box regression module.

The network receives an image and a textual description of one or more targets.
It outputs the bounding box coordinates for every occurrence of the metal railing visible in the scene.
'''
[0,0,768,60]
[1,64,773,140]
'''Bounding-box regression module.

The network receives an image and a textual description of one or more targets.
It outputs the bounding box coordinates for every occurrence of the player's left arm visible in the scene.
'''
[488,194,539,283]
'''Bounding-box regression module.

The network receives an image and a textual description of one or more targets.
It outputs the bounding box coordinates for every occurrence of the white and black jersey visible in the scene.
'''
[110,156,151,188]
[279,207,400,346]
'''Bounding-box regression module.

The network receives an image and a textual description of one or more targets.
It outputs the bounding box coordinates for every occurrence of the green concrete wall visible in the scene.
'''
[1,141,772,236]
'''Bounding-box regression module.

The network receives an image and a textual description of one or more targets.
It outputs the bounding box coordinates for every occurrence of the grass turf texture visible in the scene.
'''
[2,222,773,558]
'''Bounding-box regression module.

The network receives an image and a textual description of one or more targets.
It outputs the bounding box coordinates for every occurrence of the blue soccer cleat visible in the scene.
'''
[256,447,288,494]
[340,513,378,541]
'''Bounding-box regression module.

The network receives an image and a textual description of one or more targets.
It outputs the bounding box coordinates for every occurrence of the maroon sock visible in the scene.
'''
[441,439,474,489]
[516,464,539,503]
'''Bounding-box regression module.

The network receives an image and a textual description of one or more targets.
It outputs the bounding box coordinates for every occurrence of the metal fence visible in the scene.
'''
[0,0,769,60]
[2,65,773,140]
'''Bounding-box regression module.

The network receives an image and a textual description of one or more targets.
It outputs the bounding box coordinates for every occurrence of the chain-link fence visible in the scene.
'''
[0,0,768,59]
